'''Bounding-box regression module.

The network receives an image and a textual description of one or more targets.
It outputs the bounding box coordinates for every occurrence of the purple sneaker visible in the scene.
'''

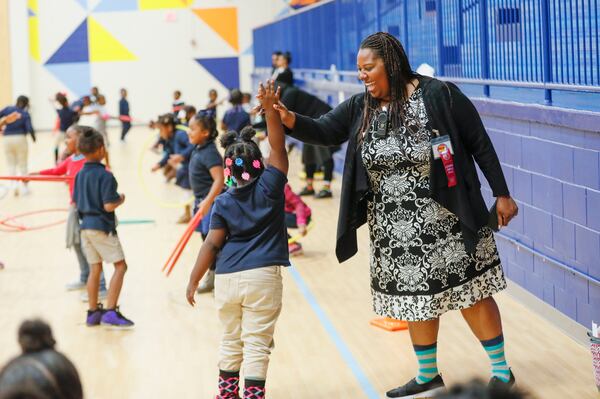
[86,304,104,327]
[101,307,134,329]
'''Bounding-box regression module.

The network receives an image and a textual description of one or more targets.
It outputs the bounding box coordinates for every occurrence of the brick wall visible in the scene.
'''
[474,99,600,328]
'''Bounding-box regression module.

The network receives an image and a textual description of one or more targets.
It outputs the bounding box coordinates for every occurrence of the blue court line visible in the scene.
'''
[288,266,380,399]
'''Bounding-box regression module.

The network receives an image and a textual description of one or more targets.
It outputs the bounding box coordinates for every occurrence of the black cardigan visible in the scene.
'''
[289,76,509,263]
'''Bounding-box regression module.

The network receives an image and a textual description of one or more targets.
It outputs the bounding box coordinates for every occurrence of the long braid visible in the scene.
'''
[358,32,416,142]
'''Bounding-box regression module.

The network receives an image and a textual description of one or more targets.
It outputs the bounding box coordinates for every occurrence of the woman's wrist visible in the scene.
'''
[283,111,296,130]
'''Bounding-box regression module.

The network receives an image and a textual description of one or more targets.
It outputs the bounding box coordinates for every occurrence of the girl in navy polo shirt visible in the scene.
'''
[186,81,288,399]
[186,112,224,294]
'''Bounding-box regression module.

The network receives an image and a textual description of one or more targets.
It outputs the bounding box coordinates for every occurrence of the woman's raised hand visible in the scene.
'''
[272,100,296,130]
[255,80,296,129]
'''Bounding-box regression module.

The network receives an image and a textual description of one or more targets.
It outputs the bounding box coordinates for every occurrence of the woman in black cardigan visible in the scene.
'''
[267,32,519,398]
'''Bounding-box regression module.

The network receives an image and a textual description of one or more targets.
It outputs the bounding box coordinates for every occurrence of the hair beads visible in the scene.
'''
[220,126,264,188]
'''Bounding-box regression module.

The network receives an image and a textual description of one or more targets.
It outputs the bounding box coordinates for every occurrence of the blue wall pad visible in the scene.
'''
[195,57,240,89]
[45,62,91,98]
[94,0,137,12]
[46,19,89,64]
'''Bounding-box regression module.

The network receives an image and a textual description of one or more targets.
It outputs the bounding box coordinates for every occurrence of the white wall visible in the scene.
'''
[8,0,289,130]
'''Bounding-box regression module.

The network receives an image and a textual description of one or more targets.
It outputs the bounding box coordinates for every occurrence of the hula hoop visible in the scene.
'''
[0,208,68,232]
[137,131,194,209]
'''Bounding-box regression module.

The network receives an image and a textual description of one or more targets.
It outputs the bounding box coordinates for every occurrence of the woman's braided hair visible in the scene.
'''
[358,32,416,141]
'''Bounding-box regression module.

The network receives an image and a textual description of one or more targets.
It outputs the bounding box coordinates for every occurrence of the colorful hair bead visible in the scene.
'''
[235,158,244,167]
[224,168,231,177]
[241,172,250,181]
[252,160,261,169]
[225,158,233,166]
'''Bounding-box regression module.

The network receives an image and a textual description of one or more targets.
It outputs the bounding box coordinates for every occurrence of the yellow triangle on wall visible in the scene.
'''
[29,17,41,62]
[88,17,136,62]
[138,0,192,10]
[28,0,38,12]
[192,7,239,52]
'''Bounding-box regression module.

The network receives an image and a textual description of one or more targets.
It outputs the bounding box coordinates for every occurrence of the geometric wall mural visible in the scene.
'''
[94,0,138,12]
[192,7,239,52]
[139,0,193,10]
[28,0,41,62]
[39,2,245,98]
[45,62,91,97]
[195,57,240,89]
[45,17,136,64]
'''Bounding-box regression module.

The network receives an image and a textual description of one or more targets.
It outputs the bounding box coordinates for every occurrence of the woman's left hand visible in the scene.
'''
[496,196,518,227]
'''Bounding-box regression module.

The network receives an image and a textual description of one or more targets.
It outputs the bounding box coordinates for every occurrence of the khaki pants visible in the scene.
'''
[215,266,283,380]
[3,135,28,176]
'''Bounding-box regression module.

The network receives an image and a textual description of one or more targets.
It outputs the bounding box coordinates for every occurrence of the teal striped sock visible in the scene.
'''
[481,334,511,382]
[413,343,439,384]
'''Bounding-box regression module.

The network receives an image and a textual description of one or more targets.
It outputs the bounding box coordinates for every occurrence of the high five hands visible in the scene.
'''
[254,81,296,129]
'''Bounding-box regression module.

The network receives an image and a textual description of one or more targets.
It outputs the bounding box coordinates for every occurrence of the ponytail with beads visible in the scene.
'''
[219,126,264,187]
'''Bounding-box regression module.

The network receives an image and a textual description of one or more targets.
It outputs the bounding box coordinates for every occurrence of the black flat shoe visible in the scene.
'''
[386,375,446,398]
[489,369,516,390]
[314,189,333,199]
[298,187,315,196]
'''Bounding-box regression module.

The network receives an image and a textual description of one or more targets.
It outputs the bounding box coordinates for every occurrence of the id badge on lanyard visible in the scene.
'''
[431,129,457,188]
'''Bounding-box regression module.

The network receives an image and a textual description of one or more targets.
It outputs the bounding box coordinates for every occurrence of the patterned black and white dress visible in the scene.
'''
[361,88,507,321]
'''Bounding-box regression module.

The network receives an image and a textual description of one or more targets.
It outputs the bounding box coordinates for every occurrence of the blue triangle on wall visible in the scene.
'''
[75,0,88,11]
[28,8,35,17]
[45,62,91,98]
[46,19,89,64]
[94,0,137,12]
[241,44,253,56]
[195,57,240,89]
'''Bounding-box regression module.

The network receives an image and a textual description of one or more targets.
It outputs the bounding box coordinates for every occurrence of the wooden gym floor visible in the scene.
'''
[0,127,597,398]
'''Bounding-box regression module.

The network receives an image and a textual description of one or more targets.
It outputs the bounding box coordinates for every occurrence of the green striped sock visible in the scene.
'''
[413,343,439,384]
[481,334,511,382]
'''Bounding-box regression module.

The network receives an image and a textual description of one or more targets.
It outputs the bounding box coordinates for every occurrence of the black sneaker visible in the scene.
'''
[315,189,333,199]
[489,369,516,390]
[298,186,315,196]
[386,375,445,398]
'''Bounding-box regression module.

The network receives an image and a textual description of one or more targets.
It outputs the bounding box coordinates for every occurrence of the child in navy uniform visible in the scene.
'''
[73,128,133,329]
[119,88,131,141]
[186,81,289,399]
[187,113,224,293]
[52,93,76,162]
[221,89,250,133]
[152,113,193,222]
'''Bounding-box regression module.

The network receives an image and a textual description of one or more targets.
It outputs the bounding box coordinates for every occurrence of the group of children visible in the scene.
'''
[2,80,316,398]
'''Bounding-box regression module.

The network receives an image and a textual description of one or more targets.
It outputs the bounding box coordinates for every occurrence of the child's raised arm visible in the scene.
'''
[186,228,227,306]
[258,80,288,176]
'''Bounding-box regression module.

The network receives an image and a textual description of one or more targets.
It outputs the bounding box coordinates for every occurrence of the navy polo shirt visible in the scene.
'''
[159,129,191,167]
[189,140,223,200]
[222,106,250,133]
[210,166,290,274]
[57,107,76,132]
[119,98,130,117]
[73,162,121,233]
[0,106,33,136]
